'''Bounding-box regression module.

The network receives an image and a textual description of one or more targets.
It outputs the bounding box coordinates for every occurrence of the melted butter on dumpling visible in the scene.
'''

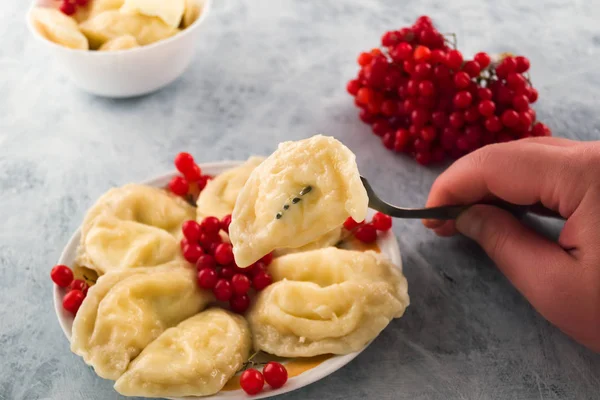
[229,135,368,267]
[114,308,251,398]
[30,7,89,50]
[79,10,179,49]
[77,184,195,275]
[248,248,409,357]
[70,263,213,380]
[196,157,265,220]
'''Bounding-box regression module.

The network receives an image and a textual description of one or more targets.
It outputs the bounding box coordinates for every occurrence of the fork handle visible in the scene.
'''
[415,200,528,220]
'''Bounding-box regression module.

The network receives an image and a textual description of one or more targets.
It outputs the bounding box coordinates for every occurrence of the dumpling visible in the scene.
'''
[99,34,139,51]
[70,263,212,380]
[73,0,125,23]
[79,216,182,274]
[274,226,343,257]
[79,10,179,49]
[121,0,186,29]
[229,135,368,267]
[114,308,251,398]
[77,184,195,274]
[30,7,89,50]
[248,248,409,357]
[182,0,203,28]
[196,157,264,220]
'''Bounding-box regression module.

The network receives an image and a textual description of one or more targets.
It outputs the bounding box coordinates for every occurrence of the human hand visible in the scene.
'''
[423,137,600,352]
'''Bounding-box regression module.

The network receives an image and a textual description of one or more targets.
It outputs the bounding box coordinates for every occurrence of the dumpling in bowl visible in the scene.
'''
[114,308,251,398]
[248,248,409,357]
[99,34,139,51]
[77,184,195,274]
[229,135,368,267]
[182,0,204,28]
[70,263,212,380]
[72,0,125,23]
[29,7,89,50]
[79,10,179,49]
[196,157,264,220]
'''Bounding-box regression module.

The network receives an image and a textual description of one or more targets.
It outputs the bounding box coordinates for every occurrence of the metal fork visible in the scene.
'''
[360,176,561,220]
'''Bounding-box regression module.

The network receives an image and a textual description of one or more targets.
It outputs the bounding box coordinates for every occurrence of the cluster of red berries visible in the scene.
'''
[169,152,212,198]
[240,361,288,395]
[346,15,551,165]
[58,0,88,16]
[181,215,274,314]
[344,211,393,243]
[51,264,90,315]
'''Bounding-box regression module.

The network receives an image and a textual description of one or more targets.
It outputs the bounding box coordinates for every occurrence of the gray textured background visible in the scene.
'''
[1,0,599,399]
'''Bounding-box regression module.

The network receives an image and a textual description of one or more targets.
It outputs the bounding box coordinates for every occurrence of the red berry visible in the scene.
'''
[485,116,503,132]
[415,151,432,165]
[354,224,377,243]
[184,164,202,182]
[453,91,473,109]
[446,50,463,70]
[198,231,221,251]
[474,52,491,69]
[357,52,373,66]
[168,176,189,196]
[356,87,373,105]
[515,56,530,73]
[182,220,202,242]
[174,152,195,175]
[247,261,267,278]
[390,42,413,61]
[418,80,435,97]
[63,290,85,314]
[411,109,429,127]
[372,212,392,231]
[497,57,517,78]
[231,274,251,295]
[213,279,233,301]
[240,369,265,395]
[214,243,234,265]
[403,60,415,74]
[230,294,251,314]
[477,87,493,101]
[431,111,447,128]
[430,49,447,64]
[527,87,539,103]
[413,45,431,62]
[453,71,470,89]
[346,79,360,95]
[449,112,465,128]
[501,109,520,128]
[507,73,527,91]
[381,132,394,149]
[512,94,530,112]
[464,107,480,123]
[433,64,450,81]
[183,243,204,263]
[462,61,481,78]
[59,1,76,15]
[200,216,221,235]
[196,176,209,191]
[532,122,551,137]
[477,100,496,117]
[197,268,218,289]
[196,254,216,270]
[343,217,363,230]
[50,265,74,288]
[253,272,273,291]
[70,279,88,295]
[258,252,273,266]
[263,361,288,389]
[415,15,433,27]
[217,216,231,234]
[414,63,432,80]
[394,129,411,152]
[420,126,437,141]
[414,137,431,152]
[381,100,398,117]
[372,120,390,137]
[180,238,190,251]
[359,109,377,124]
[221,265,237,279]
[519,111,534,130]
[381,31,399,47]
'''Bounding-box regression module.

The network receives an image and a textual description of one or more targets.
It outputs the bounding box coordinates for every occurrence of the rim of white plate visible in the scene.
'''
[53,160,403,400]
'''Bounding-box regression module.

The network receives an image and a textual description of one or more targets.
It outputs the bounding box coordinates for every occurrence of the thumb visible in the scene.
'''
[456,205,574,314]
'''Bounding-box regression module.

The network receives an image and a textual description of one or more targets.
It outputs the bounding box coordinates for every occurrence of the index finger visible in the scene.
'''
[423,141,585,234]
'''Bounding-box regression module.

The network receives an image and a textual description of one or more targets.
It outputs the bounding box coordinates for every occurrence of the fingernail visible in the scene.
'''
[456,208,483,239]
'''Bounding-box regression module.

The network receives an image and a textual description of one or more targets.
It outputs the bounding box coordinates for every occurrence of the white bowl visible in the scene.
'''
[26,0,212,98]
[54,161,404,399]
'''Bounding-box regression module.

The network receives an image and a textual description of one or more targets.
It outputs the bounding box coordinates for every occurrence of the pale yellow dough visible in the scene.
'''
[70,263,213,380]
[273,226,343,257]
[99,34,139,51]
[229,135,368,267]
[196,157,265,220]
[182,0,203,28]
[30,7,89,50]
[248,248,409,357]
[79,10,179,49]
[121,0,186,29]
[76,184,195,275]
[114,309,251,398]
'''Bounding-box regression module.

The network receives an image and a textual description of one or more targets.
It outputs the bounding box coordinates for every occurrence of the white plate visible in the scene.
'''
[54,160,403,400]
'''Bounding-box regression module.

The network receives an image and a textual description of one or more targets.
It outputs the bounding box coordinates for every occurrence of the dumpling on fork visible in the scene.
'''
[114,308,251,398]
[229,135,369,268]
